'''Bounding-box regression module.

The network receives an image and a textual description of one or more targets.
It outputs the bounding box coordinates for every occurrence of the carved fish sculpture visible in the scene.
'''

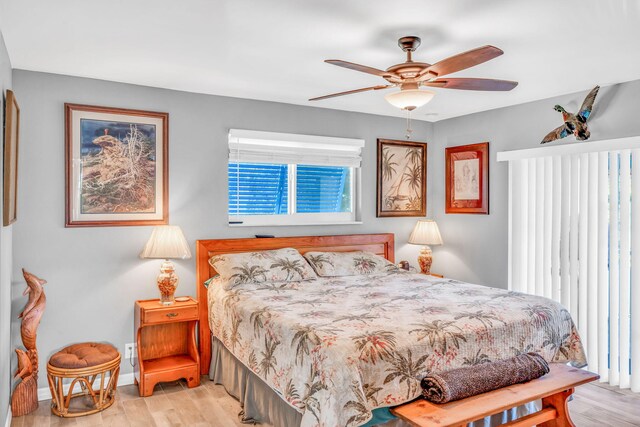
[19,269,47,373]
[11,269,46,417]
[14,349,33,380]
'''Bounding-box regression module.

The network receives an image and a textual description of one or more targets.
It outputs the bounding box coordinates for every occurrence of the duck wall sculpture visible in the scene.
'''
[541,86,600,144]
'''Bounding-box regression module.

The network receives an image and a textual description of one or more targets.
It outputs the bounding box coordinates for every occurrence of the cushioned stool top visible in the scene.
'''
[49,343,119,369]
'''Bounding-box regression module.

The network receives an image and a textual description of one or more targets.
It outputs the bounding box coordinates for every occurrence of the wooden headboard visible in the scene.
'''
[195,233,395,375]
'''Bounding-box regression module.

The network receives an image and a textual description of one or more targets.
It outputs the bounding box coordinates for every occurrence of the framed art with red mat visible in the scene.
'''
[445,142,489,214]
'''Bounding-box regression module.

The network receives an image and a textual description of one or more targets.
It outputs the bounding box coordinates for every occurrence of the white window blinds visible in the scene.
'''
[228,129,364,168]
[498,137,640,392]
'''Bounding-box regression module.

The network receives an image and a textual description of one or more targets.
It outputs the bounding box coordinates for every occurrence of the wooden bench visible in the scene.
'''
[391,364,599,427]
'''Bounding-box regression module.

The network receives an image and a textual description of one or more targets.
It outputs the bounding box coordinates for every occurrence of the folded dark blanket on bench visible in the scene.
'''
[420,352,550,403]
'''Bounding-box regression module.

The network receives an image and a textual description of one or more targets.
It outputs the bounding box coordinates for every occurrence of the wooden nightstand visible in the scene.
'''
[426,273,444,278]
[134,297,200,396]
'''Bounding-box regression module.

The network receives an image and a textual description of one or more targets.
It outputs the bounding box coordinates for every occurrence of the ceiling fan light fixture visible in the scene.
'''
[384,89,435,111]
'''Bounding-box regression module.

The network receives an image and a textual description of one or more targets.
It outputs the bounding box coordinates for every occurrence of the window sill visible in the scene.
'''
[228,221,363,227]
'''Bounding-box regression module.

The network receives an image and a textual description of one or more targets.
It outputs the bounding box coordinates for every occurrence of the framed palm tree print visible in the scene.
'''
[376,139,427,217]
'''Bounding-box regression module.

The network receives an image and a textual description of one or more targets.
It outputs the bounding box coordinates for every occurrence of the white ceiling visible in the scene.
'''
[1,0,639,121]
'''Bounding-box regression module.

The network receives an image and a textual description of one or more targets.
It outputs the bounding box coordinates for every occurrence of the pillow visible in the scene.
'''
[209,248,317,288]
[203,276,218,288]
[303,251,399,277]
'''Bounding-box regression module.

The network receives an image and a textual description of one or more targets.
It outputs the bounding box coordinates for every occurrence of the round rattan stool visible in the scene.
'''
[46,343,120,417]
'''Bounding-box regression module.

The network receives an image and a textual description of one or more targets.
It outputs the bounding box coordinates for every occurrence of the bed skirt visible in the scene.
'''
[209,336,540,427]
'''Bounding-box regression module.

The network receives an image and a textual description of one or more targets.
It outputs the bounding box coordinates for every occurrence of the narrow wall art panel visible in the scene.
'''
[4,89,20,226]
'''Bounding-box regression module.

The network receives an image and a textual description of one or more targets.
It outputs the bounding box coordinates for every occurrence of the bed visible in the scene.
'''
[196,234,586,427]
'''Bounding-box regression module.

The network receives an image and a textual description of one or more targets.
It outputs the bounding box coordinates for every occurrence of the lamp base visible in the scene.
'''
[417,246,433,275]
[157,260,179,305]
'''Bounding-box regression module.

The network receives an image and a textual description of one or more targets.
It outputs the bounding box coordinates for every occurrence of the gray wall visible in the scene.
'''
[0,29,12,427]
[430,81,640,288]
[10,70,433,388]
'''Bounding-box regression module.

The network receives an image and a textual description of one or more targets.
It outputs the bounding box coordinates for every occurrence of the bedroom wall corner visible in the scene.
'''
[430,80,640,289]
[0,25,13,427]
[10,69,434,390]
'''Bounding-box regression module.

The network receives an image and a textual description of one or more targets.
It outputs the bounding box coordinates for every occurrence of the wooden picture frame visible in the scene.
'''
[376,138,427,217]
[445,142,489,214]
[3,90,19,226]
[65,104,169,227]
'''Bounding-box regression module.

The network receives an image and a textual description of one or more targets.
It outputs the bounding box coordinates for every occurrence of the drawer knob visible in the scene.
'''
[166,313,178,318]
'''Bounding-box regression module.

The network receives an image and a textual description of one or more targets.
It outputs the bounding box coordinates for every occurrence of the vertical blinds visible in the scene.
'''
[499,139,640,392]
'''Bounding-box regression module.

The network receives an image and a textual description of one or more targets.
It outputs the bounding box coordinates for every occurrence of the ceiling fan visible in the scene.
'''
[309,36,518,110]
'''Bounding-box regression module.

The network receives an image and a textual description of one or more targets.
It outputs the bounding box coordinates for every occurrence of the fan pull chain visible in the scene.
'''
[405,109,413,140]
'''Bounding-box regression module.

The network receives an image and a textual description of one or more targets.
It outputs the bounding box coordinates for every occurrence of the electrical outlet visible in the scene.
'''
[124,343,137,360]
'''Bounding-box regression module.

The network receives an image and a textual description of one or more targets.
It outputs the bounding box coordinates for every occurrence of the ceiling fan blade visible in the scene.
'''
[418,46,504,80]
[325,60,401,79]
[423,78,518,91]
[309,85,393,101]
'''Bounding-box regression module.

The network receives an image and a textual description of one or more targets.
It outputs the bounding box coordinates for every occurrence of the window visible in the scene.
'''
[228,130,363,226]
[228,163,289,216]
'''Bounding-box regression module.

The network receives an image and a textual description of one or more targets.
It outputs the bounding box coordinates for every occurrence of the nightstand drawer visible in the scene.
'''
[143,305,198,325]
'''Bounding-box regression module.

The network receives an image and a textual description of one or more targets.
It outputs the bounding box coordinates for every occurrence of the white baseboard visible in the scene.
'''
[37,373,134,401]
[3,407,11,427]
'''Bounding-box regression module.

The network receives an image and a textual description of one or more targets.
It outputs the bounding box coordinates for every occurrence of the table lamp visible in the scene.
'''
[408,219,443,275]
[140,225,192,305]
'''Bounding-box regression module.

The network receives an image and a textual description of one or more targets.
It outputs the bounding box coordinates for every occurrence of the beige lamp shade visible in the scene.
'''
[408,219,443,246]
[140,225,192,259]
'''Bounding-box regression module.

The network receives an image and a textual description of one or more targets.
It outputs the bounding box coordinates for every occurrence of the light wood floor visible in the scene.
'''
[10,378,640,427]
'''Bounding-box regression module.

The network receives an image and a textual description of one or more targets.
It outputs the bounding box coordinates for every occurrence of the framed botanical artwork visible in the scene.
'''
[445,142,489,214]
[376,138,427,217]
[3,89,19,226]
[65,104,169,227]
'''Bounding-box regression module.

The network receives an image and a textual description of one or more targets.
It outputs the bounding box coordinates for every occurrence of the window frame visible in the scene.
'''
[227,130,364,227]
[228,163,362,227]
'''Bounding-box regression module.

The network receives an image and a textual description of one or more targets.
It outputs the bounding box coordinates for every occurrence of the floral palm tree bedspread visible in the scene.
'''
[207,272,586,427]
